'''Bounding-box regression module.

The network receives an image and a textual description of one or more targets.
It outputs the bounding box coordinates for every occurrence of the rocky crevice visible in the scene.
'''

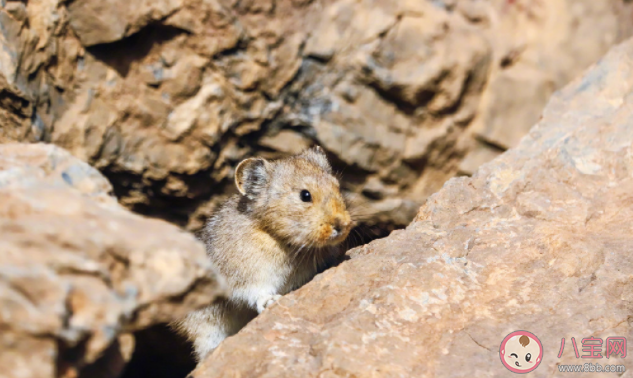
[2,0,631,235]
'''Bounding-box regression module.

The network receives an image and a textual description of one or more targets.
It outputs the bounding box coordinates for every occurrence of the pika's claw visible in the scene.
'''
[257,294,282,313]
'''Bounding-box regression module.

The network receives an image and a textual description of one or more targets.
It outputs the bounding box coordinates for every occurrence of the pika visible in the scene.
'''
[174,146,353,361]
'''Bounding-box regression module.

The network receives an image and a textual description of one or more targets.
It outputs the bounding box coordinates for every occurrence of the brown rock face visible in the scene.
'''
[0,143,222,378]
[67,0,184,46]
[1,0,632,234]
[191,38,633,377]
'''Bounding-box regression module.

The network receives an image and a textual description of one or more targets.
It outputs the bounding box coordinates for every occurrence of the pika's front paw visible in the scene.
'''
[256,294,282,313]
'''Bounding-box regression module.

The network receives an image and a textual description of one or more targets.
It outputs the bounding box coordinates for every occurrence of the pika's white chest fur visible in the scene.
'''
[206,210,318,312]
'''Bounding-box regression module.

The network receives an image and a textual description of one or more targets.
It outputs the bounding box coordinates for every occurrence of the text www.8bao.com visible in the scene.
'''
[557,363,625,373]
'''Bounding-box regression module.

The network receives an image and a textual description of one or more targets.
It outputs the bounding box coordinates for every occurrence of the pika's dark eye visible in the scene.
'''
[525,353,531,362]
[300,190,312,202]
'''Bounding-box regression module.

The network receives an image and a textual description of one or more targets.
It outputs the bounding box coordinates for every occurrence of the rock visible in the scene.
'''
[0,75,32,144]
[1,0,632,235]
[0,9,33,144]
[0,143,223,378]
[67,0,183,46]
[190,38,633,377]
[457,142,502,176]
[258,129,312,156]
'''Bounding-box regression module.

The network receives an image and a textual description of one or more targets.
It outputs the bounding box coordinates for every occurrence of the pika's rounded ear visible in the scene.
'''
[300,145,332,173]
[235,157,270,199]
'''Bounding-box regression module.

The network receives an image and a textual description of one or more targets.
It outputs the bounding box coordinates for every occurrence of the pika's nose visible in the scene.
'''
[331,217,351,237]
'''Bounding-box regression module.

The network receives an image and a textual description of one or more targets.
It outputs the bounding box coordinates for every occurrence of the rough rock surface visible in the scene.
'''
[191,37,633,377]
[1,0,632,234]
[0,143,222,378]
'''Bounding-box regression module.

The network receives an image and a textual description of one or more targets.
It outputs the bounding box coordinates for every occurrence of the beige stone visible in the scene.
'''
[67,0,183,46]
[0,143,223,378]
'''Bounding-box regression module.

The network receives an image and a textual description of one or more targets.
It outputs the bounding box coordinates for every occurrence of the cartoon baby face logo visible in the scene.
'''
[499,330,543,373]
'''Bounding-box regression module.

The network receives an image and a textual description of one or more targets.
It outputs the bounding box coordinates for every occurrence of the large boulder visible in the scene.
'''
[190,37,633,377]
[0,0,631,235]
[0,143,223,378]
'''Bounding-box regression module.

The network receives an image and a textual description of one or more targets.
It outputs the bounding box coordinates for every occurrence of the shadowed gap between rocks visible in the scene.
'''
[87,24,189,77]
[120,324,196,378]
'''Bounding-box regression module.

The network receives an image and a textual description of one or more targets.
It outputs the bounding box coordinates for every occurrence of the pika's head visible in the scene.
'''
[235,146,353,248]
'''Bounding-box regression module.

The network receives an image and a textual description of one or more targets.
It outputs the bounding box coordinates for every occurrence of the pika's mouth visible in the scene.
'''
[329,229,344,240]
[515,362,521,367]
[320,219,354,246]
[320,232,347,247]
[329,227,351,242]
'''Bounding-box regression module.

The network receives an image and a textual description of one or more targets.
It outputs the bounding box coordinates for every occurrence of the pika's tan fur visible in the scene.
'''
[173,147,353,361]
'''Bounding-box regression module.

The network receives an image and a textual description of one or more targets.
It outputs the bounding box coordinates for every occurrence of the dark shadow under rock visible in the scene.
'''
[121,324,196,378]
